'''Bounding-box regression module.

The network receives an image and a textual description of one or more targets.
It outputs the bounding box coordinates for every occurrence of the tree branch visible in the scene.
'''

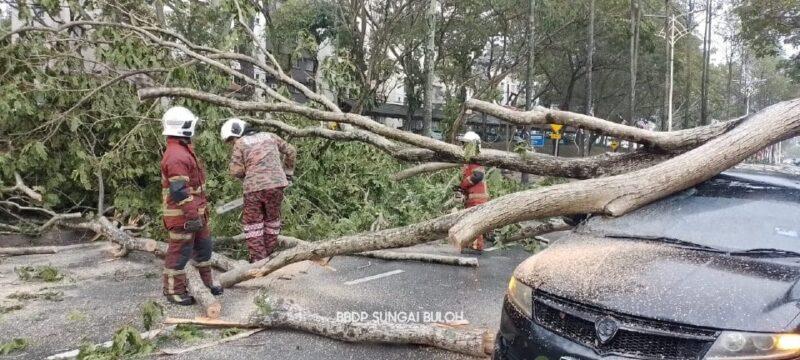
[448,98,800,247]
[464,98,746,151]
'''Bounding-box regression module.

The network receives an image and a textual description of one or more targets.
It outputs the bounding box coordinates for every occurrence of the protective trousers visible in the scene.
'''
[163,215,214,299]
[242,187,284,262]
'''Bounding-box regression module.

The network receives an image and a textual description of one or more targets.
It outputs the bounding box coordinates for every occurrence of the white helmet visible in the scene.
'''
[462,131,481,144]
[220,118,248,141]
[162,106,199,138]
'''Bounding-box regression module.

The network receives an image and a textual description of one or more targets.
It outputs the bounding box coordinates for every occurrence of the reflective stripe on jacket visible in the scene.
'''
[161,137,208,228]
[460,163,489,207]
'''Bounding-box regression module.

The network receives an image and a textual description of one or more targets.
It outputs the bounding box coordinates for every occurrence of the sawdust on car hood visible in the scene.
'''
[514,234,800,332]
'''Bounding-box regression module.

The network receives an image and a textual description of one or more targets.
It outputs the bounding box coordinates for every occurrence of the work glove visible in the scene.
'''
[452,185,463,193]
[286,175,294,186]
[184,218,203,232]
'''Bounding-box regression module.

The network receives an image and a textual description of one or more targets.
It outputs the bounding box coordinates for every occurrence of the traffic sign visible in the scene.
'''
[531,134,545,148]
[550,133,562,140]
[549,124,563,133]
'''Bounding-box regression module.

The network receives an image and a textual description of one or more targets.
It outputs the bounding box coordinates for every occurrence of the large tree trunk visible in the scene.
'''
[421,0,437,137]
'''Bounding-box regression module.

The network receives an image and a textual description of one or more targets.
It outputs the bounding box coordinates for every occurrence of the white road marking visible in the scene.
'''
[344,269,404,286]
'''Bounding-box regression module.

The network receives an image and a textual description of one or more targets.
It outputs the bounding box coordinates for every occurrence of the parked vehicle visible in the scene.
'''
[495,170,800,360]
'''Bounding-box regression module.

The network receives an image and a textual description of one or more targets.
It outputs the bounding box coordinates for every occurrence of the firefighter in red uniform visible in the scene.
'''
[160,106,223,305]
[220,118,296,263]
[456,131,490,254]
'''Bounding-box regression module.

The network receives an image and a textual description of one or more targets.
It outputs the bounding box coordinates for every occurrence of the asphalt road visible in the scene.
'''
[0,240,534,359]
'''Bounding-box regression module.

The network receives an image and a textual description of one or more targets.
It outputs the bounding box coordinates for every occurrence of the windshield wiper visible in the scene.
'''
[604,234,725,252]
[728,248,800,258]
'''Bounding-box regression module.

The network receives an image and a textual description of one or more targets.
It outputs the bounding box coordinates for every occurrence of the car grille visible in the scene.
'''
[532,291,717,359]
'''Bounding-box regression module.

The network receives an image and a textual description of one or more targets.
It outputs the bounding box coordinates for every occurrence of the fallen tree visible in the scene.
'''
[4,10,800,358]
[166,297,494,357]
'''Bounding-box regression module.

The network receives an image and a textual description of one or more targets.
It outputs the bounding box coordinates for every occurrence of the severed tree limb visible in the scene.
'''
[464,98,745,151]
[186,267,221,319]
[0,246,57,255]
[357,250,478,267]
[248,297,493,357]
[68,217,236,317]
[392,163,461,181]
[159,328,264,355]
[501,218,573,244]
[46,326,176,360]
[1,172,43,202]
[218,210,473,287]
[448,98,800,247]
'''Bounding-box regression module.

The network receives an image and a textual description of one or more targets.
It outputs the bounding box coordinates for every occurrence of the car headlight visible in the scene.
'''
[507,277,533,317]
[705,332,800,359]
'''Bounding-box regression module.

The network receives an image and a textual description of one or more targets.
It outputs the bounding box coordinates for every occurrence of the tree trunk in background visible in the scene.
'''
[663,0,672,131]
[700,0,712,125]
[154,0,166,26]
[683,0,694,129]
[629,0,641,125]
[582,0,595,157]
[522,0,536,183]
[726,42,734,119]
[236,14,256,100]
[422,0,437,137]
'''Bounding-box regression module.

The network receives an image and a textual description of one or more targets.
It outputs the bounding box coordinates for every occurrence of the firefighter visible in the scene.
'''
[456,131,490,254]
[221,118,296,263]
[160,106,223,306]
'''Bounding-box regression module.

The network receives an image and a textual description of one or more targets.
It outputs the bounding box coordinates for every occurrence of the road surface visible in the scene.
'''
[0,240,536,359]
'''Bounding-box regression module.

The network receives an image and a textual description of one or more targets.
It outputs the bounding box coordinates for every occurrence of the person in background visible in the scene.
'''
[220,118,296,263]
[159,106,223,305]
[455,131,490,255]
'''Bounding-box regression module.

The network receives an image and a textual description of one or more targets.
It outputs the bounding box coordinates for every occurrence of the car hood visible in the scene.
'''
[514,235,800,332]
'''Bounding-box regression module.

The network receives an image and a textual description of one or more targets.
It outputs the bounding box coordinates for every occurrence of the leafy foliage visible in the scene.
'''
[14,265,64,282]
[77,326,154,360]
[0,338,27,355]
[140,300,164,331]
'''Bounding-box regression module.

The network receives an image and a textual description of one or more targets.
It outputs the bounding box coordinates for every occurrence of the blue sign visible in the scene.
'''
[531,134,545,148]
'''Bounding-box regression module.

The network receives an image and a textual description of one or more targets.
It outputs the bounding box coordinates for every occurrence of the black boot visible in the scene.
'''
[165,293,196,306]
[207,285,224,296]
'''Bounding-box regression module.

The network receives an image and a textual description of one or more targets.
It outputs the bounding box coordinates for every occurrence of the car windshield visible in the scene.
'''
[579,172,800,253]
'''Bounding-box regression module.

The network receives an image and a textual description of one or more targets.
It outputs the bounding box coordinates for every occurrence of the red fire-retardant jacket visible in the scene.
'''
[460,163,489,207]
[161,137,208,229]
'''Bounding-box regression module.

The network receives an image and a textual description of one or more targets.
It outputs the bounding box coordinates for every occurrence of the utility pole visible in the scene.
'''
[422,0,437,137]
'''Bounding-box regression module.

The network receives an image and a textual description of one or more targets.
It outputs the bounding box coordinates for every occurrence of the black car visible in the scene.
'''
[495,170,800,360]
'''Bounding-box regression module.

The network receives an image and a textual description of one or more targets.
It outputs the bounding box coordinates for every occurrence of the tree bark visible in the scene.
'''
[464,99,744,151]
[421,0,436,137]
[392,162,460,180]
[248,298,493,357]
[502,218,572,244]
[186,266,222,319]
[448,98,800,246]
[629,0,642,124]
[357,250,478,267]
[700,0,712,125]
